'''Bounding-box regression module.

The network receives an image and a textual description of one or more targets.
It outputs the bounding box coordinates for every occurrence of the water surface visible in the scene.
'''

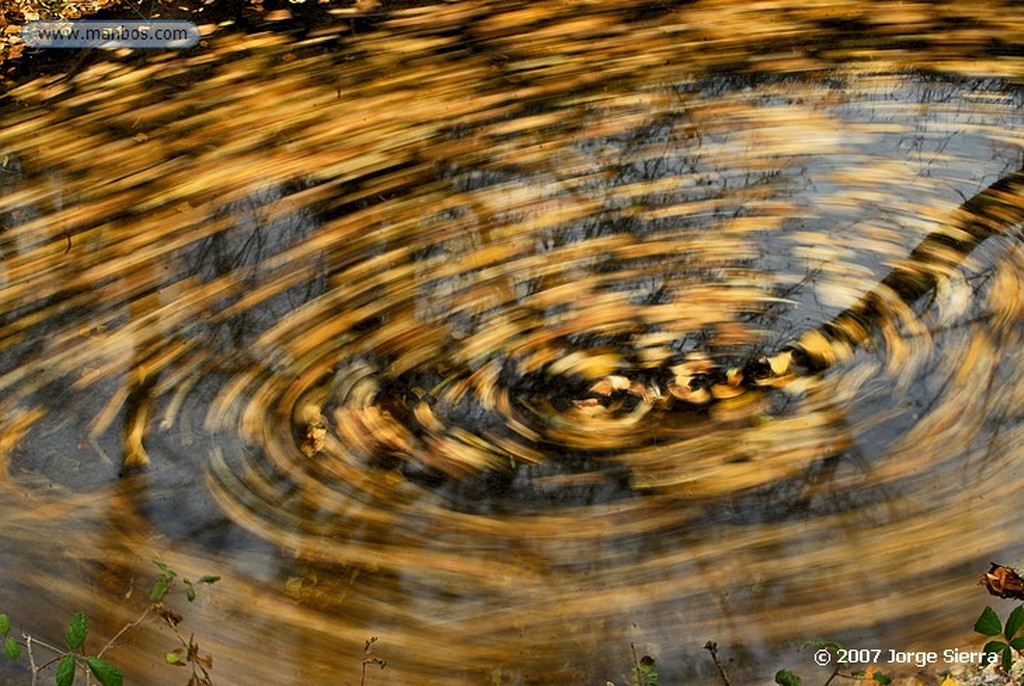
[2,2,1024,684]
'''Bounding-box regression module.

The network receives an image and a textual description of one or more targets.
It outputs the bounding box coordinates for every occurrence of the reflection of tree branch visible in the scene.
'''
[787,167,1024,371]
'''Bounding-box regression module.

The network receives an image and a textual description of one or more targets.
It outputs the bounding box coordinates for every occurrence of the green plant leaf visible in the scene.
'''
[0,614,9,637]
[774,669,802,686]
[55,653,76,686]
[4,637,20,660]
[150,578,169,602]
[1002,645,1014,673]
[1004,605,1024,640]
[86,657,123,686]
[632,655,658,686]
[975,607,1003,636]
[801,638,844,651]
[165,651,184,666]
[199,576,221,585]
[1010,635,1024,651]
[186,585,196,602]
[65,612,87,652]
[982,639,1007,664]
[872,673,892,685]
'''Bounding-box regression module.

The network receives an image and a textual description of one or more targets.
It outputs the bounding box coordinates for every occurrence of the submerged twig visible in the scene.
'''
[360,636,385,686]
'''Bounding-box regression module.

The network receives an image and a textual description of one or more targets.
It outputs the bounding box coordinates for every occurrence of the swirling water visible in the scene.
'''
[2,2,1024,684]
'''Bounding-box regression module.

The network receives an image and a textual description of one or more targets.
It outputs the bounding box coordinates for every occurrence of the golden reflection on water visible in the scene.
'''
[2,1,1024,683]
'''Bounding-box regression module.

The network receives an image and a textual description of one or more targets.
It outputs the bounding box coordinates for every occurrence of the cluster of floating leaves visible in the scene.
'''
[2,1,1024,683]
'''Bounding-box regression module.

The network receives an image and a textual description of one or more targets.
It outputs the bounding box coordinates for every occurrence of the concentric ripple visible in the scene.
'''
[2,2,1024,684]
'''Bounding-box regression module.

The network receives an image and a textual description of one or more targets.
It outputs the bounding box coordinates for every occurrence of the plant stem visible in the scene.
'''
[20,631,65,676]
[97,606,152,659]
[25,635,38,686]
[631,643,643,686]
[19,632,64,657]
[704,641,732,686]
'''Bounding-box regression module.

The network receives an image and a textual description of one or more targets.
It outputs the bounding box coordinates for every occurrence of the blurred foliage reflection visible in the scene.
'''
[2,1,1024,684]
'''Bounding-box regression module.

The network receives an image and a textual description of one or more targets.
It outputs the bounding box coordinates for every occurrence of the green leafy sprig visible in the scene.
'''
[974,604,1024,672]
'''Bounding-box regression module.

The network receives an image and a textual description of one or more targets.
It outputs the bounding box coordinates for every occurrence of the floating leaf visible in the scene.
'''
[55,653,76,686]
[4,637,20,660]
[974,606,1002,636]
[86,656,123,686]
[66,612,88,652]
[300,422,328,457]
[199,576,221,585]
[1003,605,1024,640]
[186,585,196,602]
[979,564,1024,600]
[0,614,9,637]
